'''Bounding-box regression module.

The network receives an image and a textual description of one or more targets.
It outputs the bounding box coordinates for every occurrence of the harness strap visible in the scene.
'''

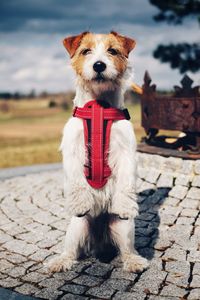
[73,100,130,189]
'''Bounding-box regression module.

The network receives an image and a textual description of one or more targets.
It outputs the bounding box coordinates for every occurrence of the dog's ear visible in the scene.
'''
[110,31,136,57]
[63,31,89,58]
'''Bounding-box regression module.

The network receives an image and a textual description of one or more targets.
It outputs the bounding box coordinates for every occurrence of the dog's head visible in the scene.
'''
[63,31,136,94]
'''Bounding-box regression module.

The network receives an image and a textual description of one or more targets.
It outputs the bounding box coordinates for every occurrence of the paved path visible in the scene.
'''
[0,153,200,300]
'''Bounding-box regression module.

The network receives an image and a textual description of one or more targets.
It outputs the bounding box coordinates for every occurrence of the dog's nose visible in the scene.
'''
[93,61,106,73]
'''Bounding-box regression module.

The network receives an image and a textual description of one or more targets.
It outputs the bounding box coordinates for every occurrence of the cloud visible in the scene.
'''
[0,0,199,93]
[0,0,158,33]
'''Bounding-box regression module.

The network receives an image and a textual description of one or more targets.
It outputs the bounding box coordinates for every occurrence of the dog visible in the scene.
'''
[48,31,149,273]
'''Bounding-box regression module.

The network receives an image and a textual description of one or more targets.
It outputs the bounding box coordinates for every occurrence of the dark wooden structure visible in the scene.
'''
[138,72,200,159]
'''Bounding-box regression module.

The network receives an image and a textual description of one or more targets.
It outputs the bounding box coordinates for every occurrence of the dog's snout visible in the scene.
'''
[93,61,106,73]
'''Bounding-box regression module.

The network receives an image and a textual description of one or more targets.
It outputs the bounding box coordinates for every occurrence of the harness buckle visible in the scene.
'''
[123,108,131,120]
[73,107,77,117]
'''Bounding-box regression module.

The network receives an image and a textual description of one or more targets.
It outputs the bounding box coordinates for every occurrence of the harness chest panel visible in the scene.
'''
[73,100,130,189]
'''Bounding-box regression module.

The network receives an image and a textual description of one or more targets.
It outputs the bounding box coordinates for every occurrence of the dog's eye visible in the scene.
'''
[81,48,91,55]
[107,48,118,55]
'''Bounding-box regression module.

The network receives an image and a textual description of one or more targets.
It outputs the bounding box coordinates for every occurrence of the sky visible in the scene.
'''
[0,0,199,93]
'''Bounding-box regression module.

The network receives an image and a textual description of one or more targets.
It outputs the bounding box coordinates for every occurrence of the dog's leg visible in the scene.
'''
[48,215,89,272]
[109,218,149,272]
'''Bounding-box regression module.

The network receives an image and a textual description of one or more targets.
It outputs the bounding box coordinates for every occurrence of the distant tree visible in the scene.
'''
[150,0,200,73]
[28,89,36,99]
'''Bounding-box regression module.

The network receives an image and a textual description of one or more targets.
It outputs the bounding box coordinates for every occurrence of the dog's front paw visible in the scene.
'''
[123,253,149,273]
[67,189,93,216]
[47,254,76,273]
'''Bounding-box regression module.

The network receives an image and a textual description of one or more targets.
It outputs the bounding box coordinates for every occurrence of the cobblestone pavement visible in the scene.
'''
[0,153,200,300]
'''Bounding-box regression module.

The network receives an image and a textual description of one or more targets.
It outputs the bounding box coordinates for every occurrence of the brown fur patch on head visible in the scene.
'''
[110,31,136,57]
[63,31,89,57]
[71,32,96,76]
[103,33,130,75]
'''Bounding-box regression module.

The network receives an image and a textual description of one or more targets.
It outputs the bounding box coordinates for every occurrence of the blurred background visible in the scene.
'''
[0,0,199,168]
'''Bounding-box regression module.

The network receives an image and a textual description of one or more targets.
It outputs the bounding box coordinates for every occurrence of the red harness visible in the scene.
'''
[73,100,130,189]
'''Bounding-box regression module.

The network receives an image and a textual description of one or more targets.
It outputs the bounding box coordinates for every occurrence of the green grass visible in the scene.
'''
[0,98,144,168]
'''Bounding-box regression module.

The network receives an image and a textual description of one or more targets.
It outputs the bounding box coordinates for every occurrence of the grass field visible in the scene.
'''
[0,97,145,168]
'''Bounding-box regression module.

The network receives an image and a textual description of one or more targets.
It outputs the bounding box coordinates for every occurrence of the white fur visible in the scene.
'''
[48,35,149,273]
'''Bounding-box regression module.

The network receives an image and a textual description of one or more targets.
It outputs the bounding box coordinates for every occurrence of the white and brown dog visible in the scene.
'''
[48,31,148,273]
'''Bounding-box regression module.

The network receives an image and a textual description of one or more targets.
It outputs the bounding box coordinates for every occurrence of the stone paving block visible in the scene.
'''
[162,197,180,207]
[51,219,67,231]
[73,274,103,287]
[180,160,194,175]
[137,167,147,179]
[175,174,193,186]
[190,275,200,288]
[35,288,63,300]
[0,277,21,288]
[0,231,13,244]
[166,273,189,288]
[15,283,40,295]
[160,214,177,226]
[154,238,173,251]
[3,239,38,256]
[160,283,186,297]
[32,211,58,225]
[0,259,14,272]
[100,278,131,292]
[159,206,182,217]
[0,273,8,280]
[165,260,190,276]
[163,157,182,173]
[39,277,65,290]
[162,245,186,261]
[36,237,59,249]
[194,226,200,238]
[192,175,200,187]
[187,250,200,262]
[6,266,26,278]
[114,291,147,300]
[131,267,167,295]
[196,217,200,225]
[1,222,27,236]
[169,185,188,199]
[181,208,199,218]
[135,236,151,248]
[188,288,200,300]
[187,187,200,200]
[149,297,180,300]
[145,169,160,184]
[86,286,116,299]
[176,216,195,225]
[3,252,27,264]
[71,260,93,273]
[61,283,88,295]
[137,181,156,195]
[53,271,79,282]
[16,231,44,244]
[49,240,64,254]
[180,198,199,209]
[193,262,200,275]
[194,160,200,174]
[22,271,47,283]
[175,237,198,252]
[29,248,52,262]
[61,295,88,300]
[157,173,174,188]
[110,268,138,281]
[85,262,113,277]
